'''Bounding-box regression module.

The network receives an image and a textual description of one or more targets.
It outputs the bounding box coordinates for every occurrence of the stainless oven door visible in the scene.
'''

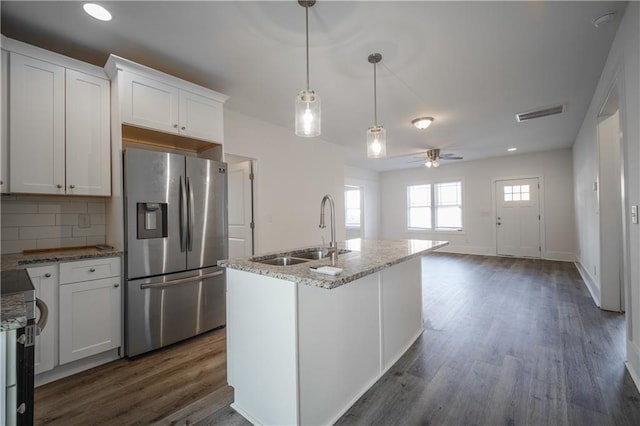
[125,266,226,357]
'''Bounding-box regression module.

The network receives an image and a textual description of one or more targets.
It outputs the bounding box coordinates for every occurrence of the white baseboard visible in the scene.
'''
[439,245,576,262]
[543,251,576,262]
[626,340,640,393]
[437,245,495,256]
[574,261,601,307]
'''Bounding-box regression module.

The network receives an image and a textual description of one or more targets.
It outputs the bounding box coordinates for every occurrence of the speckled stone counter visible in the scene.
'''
[220,238,448,290]
[1,246,122,271]
[1,293,27,331]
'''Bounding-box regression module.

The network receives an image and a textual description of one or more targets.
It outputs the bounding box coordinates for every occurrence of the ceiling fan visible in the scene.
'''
[412,149,463,168]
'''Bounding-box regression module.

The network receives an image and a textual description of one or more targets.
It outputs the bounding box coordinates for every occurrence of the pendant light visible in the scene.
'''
[367,53,386,158]
[295,0,321,137]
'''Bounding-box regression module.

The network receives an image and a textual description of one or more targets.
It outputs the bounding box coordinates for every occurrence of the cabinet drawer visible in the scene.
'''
[59,257,120,284]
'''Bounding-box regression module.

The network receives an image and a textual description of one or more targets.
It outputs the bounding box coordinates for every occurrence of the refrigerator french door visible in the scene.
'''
[124,148,228,356]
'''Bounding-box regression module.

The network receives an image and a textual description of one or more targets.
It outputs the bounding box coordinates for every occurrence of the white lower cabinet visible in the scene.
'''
[59,257,121,365]
[26,265,58,375]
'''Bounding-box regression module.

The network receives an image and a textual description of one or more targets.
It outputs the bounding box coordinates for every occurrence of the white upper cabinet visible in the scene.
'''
[121,71,180,135]
[106,54,228,145]
[5,38,111,196]
[179,89,224,142]
[65,69,111,196]
[9,52,66,195]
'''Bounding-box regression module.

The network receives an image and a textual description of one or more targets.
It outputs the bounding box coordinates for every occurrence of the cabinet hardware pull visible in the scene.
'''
[57,184,63,189]
[44,273,51,278]
[113,283,120,288]
[0,180,3,185]
[173,124,178,128]
[89,268,96,272]
[181,126,186,130]
[69,184,75,189]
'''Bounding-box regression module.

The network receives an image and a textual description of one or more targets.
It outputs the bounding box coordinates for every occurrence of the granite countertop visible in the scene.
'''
[1,246,122,271]
[1,293,27,332]
[219,238,448,290]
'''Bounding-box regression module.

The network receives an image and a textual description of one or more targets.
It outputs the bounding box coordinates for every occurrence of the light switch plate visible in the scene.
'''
[632,205,638,224]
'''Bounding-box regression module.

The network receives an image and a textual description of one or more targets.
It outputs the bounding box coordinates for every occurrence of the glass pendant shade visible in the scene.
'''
[295,90,321,137]
[366,126,386,158]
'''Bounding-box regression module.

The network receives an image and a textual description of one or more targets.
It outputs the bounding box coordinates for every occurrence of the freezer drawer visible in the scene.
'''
[125,267,226,357]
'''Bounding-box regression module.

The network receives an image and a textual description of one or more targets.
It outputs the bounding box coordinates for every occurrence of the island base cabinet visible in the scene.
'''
[381,256,423,369]
[297,273,381,426]
[226,256,424,426]
[226,269,298,426]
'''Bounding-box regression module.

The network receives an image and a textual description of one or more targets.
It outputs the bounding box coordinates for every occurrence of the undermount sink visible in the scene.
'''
[291,248,351,260]
[253,256,310,266]
[251,248,352,266]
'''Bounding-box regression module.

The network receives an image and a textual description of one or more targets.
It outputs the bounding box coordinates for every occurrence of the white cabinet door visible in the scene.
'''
[121,71,180,135]
[59,276,121,365]
[9,52,65,194]
[179,89,223,142]
[27,265,58,375]
[65,69,111,196]
[1,49,9,192]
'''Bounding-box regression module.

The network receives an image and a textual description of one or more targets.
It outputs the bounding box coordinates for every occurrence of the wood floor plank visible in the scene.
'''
[35,253,640,425]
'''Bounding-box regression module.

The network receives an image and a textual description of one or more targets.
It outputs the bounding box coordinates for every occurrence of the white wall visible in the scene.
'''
[380,148,575,261]
[224,109,345,255]
[344,165,381,239]
[572,2,640,387]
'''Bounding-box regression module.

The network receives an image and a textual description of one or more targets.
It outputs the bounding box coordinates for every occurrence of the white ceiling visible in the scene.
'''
[0,1,626,171]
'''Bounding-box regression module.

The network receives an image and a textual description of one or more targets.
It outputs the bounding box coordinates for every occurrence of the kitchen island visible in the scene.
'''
[220,238,448,425]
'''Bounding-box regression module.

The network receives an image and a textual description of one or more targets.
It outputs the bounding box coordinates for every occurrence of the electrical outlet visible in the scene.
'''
[78,214,91,229]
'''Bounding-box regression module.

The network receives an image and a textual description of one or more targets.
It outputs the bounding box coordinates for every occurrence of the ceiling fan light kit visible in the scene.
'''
[366,52,387,158]
[295,0,321,137]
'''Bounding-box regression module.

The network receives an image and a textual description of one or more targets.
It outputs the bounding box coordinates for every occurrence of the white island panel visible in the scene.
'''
[298,272,381,426]
[381,256,423,369]
[227,268,298,425]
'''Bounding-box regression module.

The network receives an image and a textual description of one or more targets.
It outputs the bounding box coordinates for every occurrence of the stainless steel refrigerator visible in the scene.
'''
[124,147,227,357]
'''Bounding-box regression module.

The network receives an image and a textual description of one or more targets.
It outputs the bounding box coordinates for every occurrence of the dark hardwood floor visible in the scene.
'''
[35,253,640,425]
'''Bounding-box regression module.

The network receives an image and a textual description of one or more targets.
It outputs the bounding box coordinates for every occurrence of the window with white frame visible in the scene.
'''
[407,181,462,231]
[344,186,362,228]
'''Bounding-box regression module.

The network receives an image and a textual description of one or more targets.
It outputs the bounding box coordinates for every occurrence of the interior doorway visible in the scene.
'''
[597,82,626,312]
[495,178,541,258]
[226,154,255,258]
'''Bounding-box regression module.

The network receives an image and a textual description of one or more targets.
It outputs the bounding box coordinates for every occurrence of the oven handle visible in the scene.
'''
[139,270,224,290]
[36,297,49,335]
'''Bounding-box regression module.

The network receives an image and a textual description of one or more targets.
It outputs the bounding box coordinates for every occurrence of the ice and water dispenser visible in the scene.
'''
[136,202,168,239]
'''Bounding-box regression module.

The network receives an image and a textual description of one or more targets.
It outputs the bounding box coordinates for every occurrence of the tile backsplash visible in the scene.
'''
[1,194,107,254]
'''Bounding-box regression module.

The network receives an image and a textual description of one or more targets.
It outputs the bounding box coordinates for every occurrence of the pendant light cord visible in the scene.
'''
[305,5,310,92]
[373,62,378,126]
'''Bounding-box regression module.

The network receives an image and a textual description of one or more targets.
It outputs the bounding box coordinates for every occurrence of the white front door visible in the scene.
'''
[496,178,541,258]
[228,160,254,258]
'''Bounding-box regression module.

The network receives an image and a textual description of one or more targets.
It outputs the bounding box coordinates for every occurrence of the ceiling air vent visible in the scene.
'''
[516,104,566,122]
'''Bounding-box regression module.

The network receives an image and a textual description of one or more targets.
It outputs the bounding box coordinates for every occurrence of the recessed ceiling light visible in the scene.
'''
[83,3,112,22]
[592,12,616,28]
[508,147,517,152]
[412,117,434,129]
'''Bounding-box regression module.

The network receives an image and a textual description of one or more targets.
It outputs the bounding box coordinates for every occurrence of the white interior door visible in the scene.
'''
[496,178,541,258]
[228,160,254,258]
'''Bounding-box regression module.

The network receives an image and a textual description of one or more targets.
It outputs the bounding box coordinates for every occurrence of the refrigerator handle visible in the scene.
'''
[179,176,187,252]
[187,177,195,252]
